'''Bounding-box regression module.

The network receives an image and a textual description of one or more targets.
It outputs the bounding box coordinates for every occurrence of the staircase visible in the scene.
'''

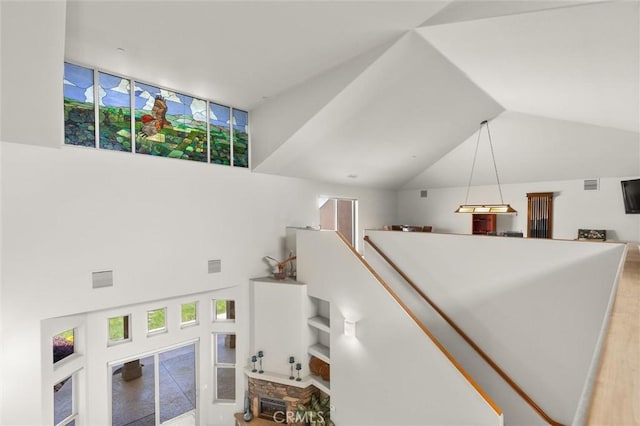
[296,229,626,425]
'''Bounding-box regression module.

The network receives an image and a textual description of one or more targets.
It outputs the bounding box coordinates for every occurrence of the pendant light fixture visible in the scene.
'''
[455,120,516,214]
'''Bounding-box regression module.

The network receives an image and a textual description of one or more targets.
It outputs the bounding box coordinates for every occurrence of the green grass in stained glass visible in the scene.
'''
[232,109,249,168]
[63,62,95,147]
[99,72,132,152]
[134,82,207,162]
[210,103,231,165]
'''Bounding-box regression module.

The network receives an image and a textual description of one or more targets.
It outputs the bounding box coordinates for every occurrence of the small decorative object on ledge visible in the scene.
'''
[263,255,297,280]
[578,229,606,241]
[251,355,257,373]
[258,351,264,374]
[295,362,302,381]
[289,356,295,380]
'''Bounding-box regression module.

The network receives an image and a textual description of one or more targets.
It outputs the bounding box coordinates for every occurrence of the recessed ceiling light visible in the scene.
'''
[347,174,358,179]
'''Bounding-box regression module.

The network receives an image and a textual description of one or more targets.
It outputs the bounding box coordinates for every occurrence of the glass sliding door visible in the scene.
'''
[159,343,196,424]
[110,342,197,426]
[111,355,156,426]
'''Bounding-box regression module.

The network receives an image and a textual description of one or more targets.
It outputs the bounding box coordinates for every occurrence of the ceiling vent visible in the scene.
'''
[92,270,114,289]
[420,190,428,198]
[584,179,599,191]
[208,259,222,274]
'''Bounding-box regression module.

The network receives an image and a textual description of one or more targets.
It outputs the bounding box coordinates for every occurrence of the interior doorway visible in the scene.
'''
[110,341,197,426]
[319,198,357,247]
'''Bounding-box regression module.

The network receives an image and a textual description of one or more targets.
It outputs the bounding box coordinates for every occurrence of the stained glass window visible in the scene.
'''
[232,109,249,168]
[98,72,132,152]
[63,62,248,165]
[63,63,95,147]
[134,82,207,162]
[209,103,231,165]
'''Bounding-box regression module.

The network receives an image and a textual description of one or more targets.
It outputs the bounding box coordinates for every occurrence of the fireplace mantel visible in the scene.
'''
[245,367,330,394]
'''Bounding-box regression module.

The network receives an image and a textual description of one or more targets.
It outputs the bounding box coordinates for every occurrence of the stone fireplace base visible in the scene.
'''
[248,376,318,423]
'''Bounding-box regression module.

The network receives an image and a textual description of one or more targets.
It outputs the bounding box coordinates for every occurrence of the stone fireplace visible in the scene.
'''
[248,376,318,423]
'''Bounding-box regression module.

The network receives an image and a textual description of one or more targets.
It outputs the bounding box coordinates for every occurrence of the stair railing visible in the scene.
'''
[364,235,564,426]
[333,231,502,417]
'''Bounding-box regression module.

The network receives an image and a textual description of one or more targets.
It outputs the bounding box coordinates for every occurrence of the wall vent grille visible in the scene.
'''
[208,259,222,274]
[92,270,113,288]
[584,179,599,191]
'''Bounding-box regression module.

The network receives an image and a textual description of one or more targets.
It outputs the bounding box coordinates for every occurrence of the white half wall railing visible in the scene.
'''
[362,230,626,426]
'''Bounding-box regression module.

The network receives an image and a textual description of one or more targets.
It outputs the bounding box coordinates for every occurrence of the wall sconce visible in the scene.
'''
[344,319,357,337]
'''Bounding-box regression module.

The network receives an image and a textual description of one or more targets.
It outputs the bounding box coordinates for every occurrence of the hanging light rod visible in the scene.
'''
[455,119,517,214]
[455,204,517,214]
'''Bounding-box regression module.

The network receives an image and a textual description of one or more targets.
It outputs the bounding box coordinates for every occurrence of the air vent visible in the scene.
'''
[584,179,599,191]
[208,259,221,274]
[420,190,428,198]
[92,270,113,289]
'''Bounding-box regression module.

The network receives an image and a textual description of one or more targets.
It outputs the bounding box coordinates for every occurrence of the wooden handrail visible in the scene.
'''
[334,232,503,417]
[364,235,564,426]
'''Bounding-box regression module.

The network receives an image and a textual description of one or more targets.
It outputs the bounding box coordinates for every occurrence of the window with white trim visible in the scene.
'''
[213,332,236,402]
[54,373,77,426]
[181,301,198,327]
[108,315,131,345]
[147,307,167,335]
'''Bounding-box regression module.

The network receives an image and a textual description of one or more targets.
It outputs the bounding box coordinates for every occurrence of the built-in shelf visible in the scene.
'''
[308,343,330,364]
[307,316,330,333]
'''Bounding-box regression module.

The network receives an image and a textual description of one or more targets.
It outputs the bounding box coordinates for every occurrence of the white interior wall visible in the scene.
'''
[297,230,503,426]
[251,280,310,377]
[0,0,3,413]
[0,142,395,426]
[362,230,626,425]
[0,0,65,148]
[397,176,640,243]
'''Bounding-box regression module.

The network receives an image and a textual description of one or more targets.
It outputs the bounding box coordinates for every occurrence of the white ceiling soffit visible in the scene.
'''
[417,1,640,133]
[255,31,504,189]
[404,111,640,189]
[250,40,395,169]
[64,1,448,111]
[422,0,604,26]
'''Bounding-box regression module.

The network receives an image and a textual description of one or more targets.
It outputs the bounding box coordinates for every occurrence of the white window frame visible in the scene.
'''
[54,371,79,426]
[213,332,236,403]
[212,299,235,323]
[147,307,168,336]
[180,301,199,328]
[107,314,132,346]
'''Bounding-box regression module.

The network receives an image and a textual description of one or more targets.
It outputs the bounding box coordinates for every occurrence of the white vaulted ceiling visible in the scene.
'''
[64,0,640,189]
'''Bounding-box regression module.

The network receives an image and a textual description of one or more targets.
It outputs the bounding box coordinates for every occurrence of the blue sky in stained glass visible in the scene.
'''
[63,62,94,103]
[99,72,130,107]
[134,81,206,122]
[210,103,230,127]
[232,109,248,132]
